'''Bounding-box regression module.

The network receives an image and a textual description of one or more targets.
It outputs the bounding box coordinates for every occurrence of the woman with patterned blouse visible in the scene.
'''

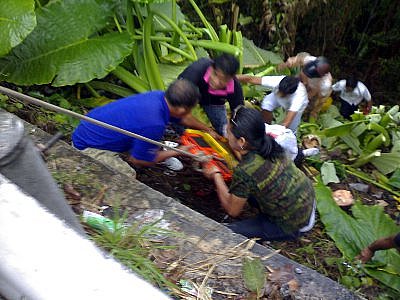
[202,106,316,241]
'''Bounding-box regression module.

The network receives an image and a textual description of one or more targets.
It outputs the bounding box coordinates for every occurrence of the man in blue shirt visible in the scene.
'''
[72,79,202,175]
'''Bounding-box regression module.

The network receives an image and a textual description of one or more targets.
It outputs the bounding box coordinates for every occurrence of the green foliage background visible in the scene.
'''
[180,0,400,106]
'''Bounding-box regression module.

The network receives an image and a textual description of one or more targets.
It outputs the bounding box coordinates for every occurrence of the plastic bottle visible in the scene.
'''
[82,210,121,232]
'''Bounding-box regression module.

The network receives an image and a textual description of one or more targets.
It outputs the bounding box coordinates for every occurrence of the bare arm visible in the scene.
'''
[203,166,247,217]
[281,111,298,128]
[236,74,262,85]
[261,109,273,124]
[127,149,180,167]
[278,53,309,70]
[357,234,398,263]
[180,113,222,140]
[365,100,373,113]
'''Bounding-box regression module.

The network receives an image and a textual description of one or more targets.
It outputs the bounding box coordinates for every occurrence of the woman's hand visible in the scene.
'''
[202,162,221,180]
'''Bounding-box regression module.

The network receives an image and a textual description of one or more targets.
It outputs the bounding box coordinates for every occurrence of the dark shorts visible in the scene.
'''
[340,99,358,119]
[394,232,400,248]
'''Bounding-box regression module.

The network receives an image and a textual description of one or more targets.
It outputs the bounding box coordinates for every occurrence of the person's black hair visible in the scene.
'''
[345,75,358,89]
[213,53,239,76]
[302,56,330,78]
[230,107,284,160]
[165,79,200,108]
[278,76,300,95]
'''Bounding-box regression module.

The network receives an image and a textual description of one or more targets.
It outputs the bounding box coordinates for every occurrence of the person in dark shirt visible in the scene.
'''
[179,54,244,138]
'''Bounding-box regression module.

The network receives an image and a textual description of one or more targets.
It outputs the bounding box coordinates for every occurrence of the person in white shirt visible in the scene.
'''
[264,123,298,161]
[332,76,372,119]
[232,121,319,167]
[265,123,320,166]
[237,75,309,134]
[278,53,333,120]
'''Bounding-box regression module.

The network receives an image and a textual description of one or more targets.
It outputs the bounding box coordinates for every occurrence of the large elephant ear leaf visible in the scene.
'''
[242,37,283,68]
[0,0,133,86]
[0,0,36,56]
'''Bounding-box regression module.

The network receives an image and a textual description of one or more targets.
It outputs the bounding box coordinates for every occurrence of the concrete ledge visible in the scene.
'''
[25,122,361,300]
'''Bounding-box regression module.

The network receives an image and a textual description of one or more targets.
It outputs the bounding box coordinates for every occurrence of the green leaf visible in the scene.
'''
[242,37,283,68]
[390,131,400,150]
[242,257,266,296]
[318,118,365,154]
[0,0,36,57]
[159,52,185,64]
[351,150,381,168]
[158,63,188,86]
[315,180,400,292]
[320,110,343,128]
[321,162,340,185]
[321,121,364,137]
[150,2,186,31]
[387,169,400,189]
[341,134,363,155]
[81,96,113,108]
[0,0,133,86]
[371,152,400,175]
[351,123,367,137]
[340,275,361,289]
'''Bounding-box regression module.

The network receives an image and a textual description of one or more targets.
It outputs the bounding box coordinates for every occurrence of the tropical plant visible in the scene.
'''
[315,179,400,294]
[0,0,283,100]
[299,105,400,196]
[0,0,133,87]
[0,0,37,57]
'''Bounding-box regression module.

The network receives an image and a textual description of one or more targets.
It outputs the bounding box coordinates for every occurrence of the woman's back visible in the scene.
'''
[230,152,314,234]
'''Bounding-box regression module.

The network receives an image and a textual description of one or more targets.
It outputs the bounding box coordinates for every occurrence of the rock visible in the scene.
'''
[376,200,389,207]
[372,191,384,199]
[349,183,369,193]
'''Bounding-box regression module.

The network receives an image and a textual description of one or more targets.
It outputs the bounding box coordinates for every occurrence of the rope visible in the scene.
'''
[0,85,209,162]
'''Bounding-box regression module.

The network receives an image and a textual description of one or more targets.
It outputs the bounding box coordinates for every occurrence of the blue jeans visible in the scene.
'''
[226,215,302,241]
[226,196,302,241]
[202,105,228,136]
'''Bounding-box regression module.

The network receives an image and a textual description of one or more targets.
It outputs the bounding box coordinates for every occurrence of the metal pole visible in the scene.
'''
[0,85,208,162]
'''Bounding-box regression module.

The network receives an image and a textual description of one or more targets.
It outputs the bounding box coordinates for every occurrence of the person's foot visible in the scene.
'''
[302,147,320,157]
[162,157,183,171]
